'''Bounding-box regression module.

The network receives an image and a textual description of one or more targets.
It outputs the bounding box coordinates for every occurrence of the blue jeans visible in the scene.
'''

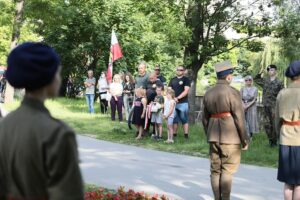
[173,102,189,124]
[85,94,95,113]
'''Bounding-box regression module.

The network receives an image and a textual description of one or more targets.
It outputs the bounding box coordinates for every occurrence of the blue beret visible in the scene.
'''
[6,42,60,90]
[285,61,300,78]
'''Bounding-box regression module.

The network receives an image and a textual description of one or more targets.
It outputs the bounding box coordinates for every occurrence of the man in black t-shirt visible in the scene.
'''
[169,66,191,139]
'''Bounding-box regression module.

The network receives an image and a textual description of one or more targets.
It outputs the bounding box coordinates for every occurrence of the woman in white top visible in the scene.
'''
[97,72,108,114]
[109,74,123,121]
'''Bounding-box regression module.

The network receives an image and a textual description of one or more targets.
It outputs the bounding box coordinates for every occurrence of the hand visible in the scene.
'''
[242,143,249,151]
[141,114,145,119]
[254,73,262,79]
[174,97,179,103]
[114,96,118,101]
[163,115,167,120]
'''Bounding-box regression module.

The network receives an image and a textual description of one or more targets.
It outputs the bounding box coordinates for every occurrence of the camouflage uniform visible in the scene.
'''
[254,75,284,145]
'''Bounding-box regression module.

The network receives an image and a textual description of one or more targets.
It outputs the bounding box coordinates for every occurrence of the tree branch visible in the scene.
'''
[209,35,257,57]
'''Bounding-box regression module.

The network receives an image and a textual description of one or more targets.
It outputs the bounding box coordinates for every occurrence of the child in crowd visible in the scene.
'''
[163,88,176,143]
[132,88,147,140]
[151,86,164,140]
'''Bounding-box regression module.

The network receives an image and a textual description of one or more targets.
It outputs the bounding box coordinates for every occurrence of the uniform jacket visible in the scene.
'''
[202,80,248,146]
[254,75,284,107]
[275,82,300,146]
[0,97,83,200]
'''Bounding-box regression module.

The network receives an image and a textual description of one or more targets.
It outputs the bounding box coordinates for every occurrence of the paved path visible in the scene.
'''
[78,135,283,200]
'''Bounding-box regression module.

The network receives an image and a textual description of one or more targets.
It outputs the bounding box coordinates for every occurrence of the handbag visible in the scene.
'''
[151,102,161,113]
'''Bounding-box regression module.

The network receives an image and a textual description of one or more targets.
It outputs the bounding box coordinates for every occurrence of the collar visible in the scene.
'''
[138,72,147,77]
[21,96,50,114]
[288,82,300,88]
[217,80,230,85]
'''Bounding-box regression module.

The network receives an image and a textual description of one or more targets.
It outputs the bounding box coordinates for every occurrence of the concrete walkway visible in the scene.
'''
[78,135,283,200]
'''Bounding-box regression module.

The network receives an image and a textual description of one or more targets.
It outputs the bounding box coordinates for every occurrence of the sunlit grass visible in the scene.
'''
[4,97,278,168]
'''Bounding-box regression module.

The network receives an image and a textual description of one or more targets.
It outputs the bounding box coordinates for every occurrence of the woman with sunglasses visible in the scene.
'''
[240,75,259,139]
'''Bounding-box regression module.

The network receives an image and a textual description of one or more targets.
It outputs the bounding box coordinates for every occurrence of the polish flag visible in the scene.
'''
[106,30,123,83]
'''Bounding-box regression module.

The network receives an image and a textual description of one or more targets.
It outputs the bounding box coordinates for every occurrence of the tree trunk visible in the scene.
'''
[4,0,25,103]
[188,74,197,124]
[187,61,203,125]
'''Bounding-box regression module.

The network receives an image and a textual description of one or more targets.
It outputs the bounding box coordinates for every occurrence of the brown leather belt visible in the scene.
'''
[211,112,231,118]
[283,120,300,126]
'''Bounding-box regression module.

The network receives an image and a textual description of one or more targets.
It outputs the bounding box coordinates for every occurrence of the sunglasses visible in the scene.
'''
[245,79,252,81]
[177,69,184,71]
[154,69,160,71]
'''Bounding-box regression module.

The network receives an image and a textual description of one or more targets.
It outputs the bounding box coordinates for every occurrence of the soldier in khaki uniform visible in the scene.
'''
[0,42,84,200]
[202,61,249,200]
[254,65,284,147]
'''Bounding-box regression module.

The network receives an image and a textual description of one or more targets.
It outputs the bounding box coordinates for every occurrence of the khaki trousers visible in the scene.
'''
[209,142,241,200]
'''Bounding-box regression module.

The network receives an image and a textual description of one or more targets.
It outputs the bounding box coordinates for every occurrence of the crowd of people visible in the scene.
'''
[83,62,191,142]
[0,42,299,200]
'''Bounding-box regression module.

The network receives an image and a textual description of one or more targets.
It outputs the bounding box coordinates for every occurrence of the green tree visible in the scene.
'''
[274,0,300,62]
[176,0,273,122]
[24,0,188,96]
[4,0,26,103]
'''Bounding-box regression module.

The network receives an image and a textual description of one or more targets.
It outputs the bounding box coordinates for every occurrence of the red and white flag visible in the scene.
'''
[106,30,123,83]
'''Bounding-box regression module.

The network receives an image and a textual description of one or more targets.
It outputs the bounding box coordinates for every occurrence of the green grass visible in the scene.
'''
[4,97,278,168]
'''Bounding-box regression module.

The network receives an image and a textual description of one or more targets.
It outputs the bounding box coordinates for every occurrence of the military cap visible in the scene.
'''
[285,60,300,78]
[215,60,234,78]
[6,42,60,91]
[267,64,277,71]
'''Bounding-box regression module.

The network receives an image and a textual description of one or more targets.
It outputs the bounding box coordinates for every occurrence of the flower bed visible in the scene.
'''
[84,186,169,200]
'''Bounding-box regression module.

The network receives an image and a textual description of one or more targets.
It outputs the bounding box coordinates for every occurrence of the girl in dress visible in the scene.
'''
[163,88,176,143]
[132,88,147,140]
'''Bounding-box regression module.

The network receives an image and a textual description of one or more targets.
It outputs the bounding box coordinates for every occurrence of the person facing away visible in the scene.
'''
[163,88,176,144]
[0,42,83,200]
[240,75,259,139]
[84,69,96,113]
[109,74,123,121]
[154,65,167,85]
[275,61,300,200]
[202,60,249,200]
[123,72,135,121]
[135,61,149,89]
[254,64,284,147]
[146,72,164,104]
[168,65,190,139]
[97,71,108,114]
[150,86,164,140]
[132,88,147,140]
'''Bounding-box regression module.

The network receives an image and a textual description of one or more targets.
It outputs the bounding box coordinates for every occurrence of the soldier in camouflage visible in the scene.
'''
[254,64,284,147]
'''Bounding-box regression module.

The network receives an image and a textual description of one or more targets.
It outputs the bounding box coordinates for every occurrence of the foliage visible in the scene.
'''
[0,0,41,65]
[22,0,188,94]
[274,0,300,62]
[85,186,168,200]
[0,0,13,65]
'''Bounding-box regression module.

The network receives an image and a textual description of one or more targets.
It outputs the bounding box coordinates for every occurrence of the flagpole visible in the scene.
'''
[106,30,123,84]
